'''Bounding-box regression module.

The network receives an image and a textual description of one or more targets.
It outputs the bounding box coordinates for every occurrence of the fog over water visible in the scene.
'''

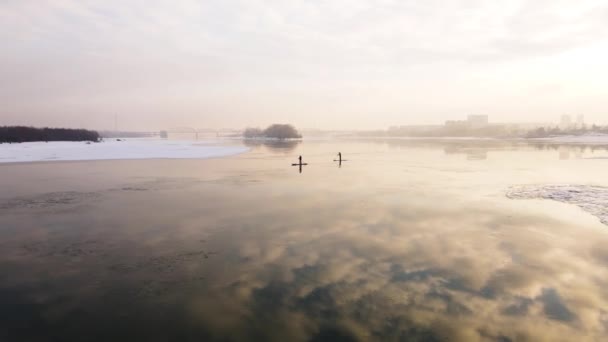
[1,139,607,341]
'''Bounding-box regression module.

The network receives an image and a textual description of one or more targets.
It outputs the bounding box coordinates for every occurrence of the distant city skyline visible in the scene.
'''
[1,1,608,130]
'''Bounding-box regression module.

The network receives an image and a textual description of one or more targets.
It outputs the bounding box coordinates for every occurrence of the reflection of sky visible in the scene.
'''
[0,140,607,341]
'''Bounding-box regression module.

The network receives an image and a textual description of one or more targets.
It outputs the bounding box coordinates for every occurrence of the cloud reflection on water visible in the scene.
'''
[185,191,608,341]
[1,141,608,341]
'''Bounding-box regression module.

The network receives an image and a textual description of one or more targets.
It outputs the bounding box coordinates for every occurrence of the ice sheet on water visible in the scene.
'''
[0,139,249,163]
[507,184,608,225]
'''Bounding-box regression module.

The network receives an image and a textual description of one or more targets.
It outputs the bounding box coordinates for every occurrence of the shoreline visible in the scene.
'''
[336,135,608,144]
[0,139,250,164]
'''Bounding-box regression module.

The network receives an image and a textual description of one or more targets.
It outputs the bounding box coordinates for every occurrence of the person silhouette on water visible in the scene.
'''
[298,155,302,165]
[338,152,342,162]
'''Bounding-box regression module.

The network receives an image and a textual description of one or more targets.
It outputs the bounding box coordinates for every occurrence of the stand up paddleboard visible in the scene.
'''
[333,160,348,162]
[291,163,308,166]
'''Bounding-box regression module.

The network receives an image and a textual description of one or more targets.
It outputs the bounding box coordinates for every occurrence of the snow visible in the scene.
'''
[528,133,608,144]
[507,184,608,226]
[0,139,249,163]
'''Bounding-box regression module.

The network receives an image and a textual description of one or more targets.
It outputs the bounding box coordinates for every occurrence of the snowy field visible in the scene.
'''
[0,139,249,163]
[507,184,608,226]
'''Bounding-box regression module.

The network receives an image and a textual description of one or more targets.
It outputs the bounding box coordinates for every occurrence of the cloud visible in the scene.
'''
[1,0,608,128]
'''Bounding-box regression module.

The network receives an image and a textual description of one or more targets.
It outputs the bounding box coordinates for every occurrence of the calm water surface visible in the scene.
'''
[1,139,608,341]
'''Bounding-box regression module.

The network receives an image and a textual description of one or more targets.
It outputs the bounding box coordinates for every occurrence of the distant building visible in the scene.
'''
[388,125,442,134]
[444,120,469,129]
[444,115,489,129]
[467,115,489,128]
[560,115,572,129]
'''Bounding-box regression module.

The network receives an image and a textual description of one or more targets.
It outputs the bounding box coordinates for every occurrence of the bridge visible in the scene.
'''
[102,128,242,139]
[161,127,242,139]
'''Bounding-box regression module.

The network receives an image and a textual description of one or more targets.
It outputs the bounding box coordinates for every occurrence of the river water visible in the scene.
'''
[1,139,607,341]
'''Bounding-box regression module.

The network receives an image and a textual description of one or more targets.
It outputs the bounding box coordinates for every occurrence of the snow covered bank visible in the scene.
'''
[507,184,608,226]
[527,133,608,144]
[0,139,249,163]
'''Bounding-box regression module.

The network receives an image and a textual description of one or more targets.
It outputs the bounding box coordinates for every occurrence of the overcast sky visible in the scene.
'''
[1,0,607,130]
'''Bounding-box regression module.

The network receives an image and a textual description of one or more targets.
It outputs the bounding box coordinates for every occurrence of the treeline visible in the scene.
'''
[526,125,608,138]
[364,126,517,138]
[0,126,100,143]
[99,130,156,138]
[243,124,302,140]
[412,125,513,138]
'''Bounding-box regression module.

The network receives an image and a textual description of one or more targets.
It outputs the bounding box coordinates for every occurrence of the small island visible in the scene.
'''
[243,124,302,140]
[0,126,100,143]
